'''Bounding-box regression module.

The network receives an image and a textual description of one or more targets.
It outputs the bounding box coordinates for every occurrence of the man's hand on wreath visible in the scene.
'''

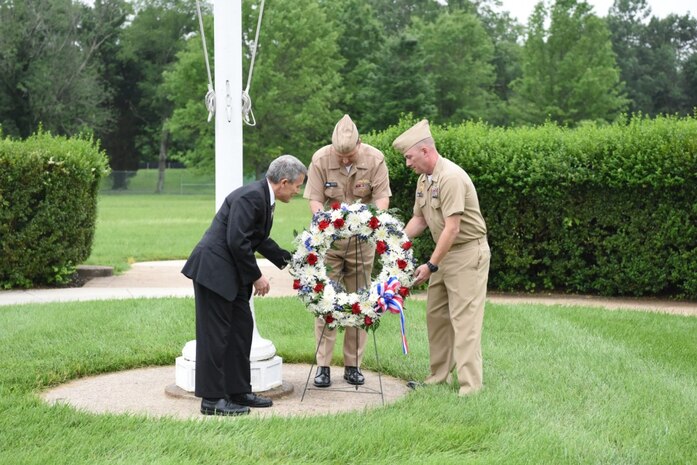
[413,264,432,286]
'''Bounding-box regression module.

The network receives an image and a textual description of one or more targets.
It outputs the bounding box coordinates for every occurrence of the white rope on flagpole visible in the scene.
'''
[195,0,216,122]
[241,0,265,126]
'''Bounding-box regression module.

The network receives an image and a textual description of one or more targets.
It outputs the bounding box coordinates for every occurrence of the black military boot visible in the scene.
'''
[344,366,365,385]
[313,366,331,387]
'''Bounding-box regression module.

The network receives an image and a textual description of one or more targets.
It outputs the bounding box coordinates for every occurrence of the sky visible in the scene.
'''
[493,0,695,24]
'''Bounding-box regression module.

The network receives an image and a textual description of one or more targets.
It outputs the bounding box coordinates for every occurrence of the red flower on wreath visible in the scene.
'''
[307,253,318,265]
[397,259,408,270]
[314,282,325,293]
[331,201,341,210]
[324,314,334,324]
[398,286,410,297]
[318,219,331,231]
[376,241,388,255]
[351,302,361,314]
[293,279,301,290]
[364,316,373,326]
[333,218,345,228]
[402,241,412,250]
[369,216,380,229]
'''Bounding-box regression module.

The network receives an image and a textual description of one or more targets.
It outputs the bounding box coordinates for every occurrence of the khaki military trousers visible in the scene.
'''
[314,238,374,367]
[424,237,490,395]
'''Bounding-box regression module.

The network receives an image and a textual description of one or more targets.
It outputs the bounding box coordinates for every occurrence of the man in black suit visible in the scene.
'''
[182,154,307,416]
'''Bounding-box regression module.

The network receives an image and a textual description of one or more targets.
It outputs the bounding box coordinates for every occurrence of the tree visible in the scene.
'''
[319,0,387,130]
[683,52,697,112]
[439,1,525,126]
[641,15,697,115]
[243,0,343,176]
[162,16,214,173]
[607,0,652,113]
[511,0,627,126]
[608,0,697,116]
[98,0,197,190]
[366,0,442,34]
[413,10,497,124]
[88,0,136,189]
[361,33,437,131]
[0,0,118,138]
[474,4,524,126]
[166,0,344,178]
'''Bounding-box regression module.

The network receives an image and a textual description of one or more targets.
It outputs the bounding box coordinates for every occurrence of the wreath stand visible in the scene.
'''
[300,236,386,406]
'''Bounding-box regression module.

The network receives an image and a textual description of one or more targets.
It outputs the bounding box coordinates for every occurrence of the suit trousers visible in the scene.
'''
[193,281,253,399]
[424,237,490,395]
[314,238,373,367]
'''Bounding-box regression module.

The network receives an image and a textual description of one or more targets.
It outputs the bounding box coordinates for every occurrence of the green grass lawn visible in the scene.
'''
[12,193,696,463]
[1,297,696,464]
[86,194,312,272]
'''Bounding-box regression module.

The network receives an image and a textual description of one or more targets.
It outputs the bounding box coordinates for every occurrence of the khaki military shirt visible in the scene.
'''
[304,143,392,206]
[414,156,487,244]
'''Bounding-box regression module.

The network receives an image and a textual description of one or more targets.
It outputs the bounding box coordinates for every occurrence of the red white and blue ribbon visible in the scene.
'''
[376,277,409,354]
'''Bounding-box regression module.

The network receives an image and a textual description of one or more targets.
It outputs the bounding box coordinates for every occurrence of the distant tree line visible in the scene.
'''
[0,0,695,184]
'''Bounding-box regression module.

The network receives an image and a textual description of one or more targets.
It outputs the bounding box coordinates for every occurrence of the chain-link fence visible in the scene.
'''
[100,169,215,195]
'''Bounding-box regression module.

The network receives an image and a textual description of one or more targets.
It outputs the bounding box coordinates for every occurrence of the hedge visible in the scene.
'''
[0,132,109,288]
[365,115,697,299]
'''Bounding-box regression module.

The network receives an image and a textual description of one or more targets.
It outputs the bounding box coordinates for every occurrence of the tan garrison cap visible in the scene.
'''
[392,119,432,154]
[332,114,360,154]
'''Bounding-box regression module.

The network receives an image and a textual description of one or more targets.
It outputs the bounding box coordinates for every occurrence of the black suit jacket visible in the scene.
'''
[182,179,291,301]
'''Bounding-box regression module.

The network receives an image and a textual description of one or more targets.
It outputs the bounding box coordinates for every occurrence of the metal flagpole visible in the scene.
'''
[214,0,279,390]
[214,0,243,204]
[176,0,282,395]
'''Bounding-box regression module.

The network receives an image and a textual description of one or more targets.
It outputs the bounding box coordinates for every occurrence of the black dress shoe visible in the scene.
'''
[228,392,273,408]
[314,366,331,387]
[344,366,365,385]
[406,380,424,390]
[200,398,250,416]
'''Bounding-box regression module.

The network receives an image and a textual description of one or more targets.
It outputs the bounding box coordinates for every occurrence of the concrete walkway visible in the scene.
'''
[2,259,695,316]
[0,259,284,306]
[42,364,409,420]
[4,260,695,421]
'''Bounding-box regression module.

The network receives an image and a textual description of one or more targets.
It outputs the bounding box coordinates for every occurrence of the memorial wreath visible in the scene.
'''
[289,202,416,353]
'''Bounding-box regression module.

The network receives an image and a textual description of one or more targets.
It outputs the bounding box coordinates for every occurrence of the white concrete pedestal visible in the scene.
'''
[176,352,283,393]
[175,298,283,393]
[175,353,196,392]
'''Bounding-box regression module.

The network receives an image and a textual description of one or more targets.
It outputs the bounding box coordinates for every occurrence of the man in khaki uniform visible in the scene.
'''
[393,119,490,396]
[304,114,391,387]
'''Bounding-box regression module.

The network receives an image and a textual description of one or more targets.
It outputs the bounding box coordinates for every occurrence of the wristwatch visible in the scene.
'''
[426,261,439,273]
